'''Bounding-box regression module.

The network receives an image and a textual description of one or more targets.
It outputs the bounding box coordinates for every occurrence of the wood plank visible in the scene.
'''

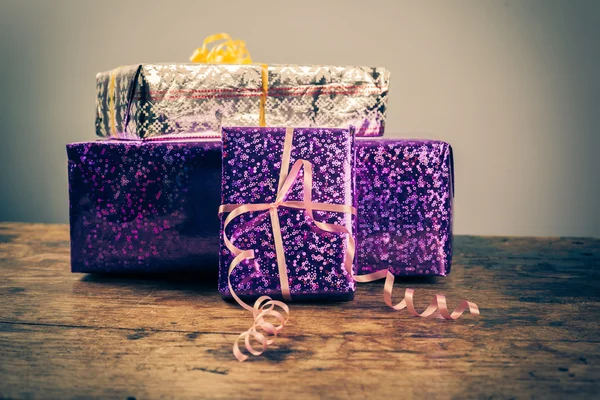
[0,222,599,399]
[1,324,599,399]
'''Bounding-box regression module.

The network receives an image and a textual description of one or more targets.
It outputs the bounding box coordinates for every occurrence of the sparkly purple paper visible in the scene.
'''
[218,127,356,300]
[355,139,454,276]
[67,139,222,274]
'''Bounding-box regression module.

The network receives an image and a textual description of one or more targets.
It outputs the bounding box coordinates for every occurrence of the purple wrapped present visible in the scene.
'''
[218,127,356,301]
[355,139,454,277]
[67,138,221,274]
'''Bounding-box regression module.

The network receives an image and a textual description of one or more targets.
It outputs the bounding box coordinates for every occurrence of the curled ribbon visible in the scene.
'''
[354,270,480,319]
[189,33,252,64]
[232,296,289,362]
[219,127,357,361]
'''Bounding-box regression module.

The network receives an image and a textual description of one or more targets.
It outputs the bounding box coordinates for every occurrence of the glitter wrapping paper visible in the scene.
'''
[67,139,222,273]
[219,127,356,300]
[96,64,389,139]
[355,139,454,277]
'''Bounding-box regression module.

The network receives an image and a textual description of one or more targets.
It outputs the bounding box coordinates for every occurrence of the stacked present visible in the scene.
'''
[67,34,478,361]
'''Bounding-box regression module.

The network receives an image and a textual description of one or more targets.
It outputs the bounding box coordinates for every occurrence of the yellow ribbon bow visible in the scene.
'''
[189,33,253,64]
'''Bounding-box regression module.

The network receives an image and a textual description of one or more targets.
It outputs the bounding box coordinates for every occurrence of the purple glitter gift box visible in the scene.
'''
[355,139,454,277]
[218,127,356,300]
[67,139,222,273]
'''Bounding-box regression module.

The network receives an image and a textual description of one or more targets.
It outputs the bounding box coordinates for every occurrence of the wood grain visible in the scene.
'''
[0,222,599,399]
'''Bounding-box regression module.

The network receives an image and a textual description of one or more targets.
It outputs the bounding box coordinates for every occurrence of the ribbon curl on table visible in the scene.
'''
[353,270,480,319]
[218,127,357,361]
[190,33,268,126]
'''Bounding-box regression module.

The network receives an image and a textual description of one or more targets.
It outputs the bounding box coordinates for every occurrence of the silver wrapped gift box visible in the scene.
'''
[96,64,390,139]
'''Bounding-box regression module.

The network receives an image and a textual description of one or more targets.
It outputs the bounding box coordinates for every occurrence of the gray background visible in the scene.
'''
[1,0,599,238]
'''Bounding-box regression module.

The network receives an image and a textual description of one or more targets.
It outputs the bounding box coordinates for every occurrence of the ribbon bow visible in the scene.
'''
[219,127,357,361]
[189,33,253,64]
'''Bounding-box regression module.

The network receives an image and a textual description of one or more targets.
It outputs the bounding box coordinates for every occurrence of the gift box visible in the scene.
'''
[96,64,389,139]
[355,139,454,276]
[218,126,356,300]
[67,138,222,273]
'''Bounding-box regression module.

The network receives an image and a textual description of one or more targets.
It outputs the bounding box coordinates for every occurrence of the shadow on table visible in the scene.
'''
[76,265,219,296]
[75,268,444,305]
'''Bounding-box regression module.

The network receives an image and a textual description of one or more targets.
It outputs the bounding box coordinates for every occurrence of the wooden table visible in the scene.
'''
[0,222,599,399]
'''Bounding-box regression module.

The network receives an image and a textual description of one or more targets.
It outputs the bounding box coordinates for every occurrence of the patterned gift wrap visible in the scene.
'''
[355,139,454,277]
[67,139,222,273]
[218,127,356,300]
[96,64,389,139]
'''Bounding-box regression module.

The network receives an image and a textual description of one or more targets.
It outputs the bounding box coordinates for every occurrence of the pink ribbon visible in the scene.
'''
[355,269,480,319]
[232,296,289,362]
